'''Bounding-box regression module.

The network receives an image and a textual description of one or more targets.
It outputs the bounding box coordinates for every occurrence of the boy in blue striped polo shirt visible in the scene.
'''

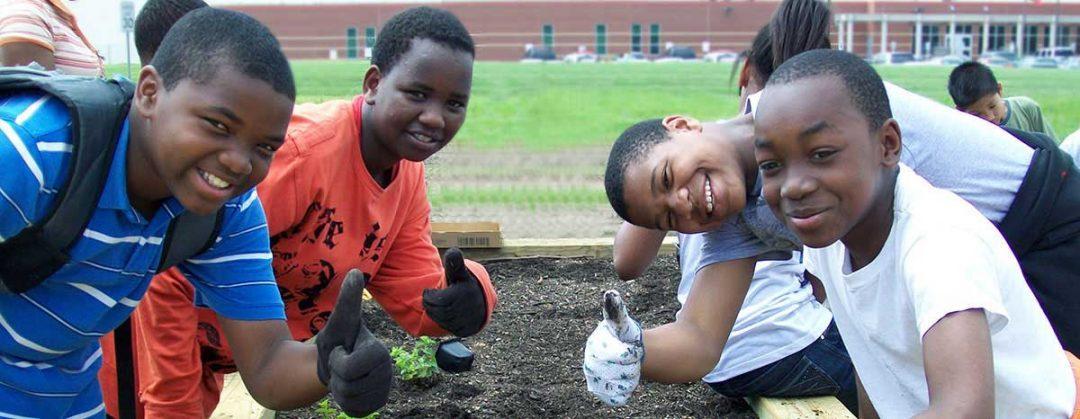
[0,8,391,418]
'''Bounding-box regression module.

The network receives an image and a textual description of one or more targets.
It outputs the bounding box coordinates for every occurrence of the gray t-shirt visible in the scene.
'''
[702,82,1033,266]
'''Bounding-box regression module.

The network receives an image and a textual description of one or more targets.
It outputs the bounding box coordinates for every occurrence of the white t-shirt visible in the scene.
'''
[677,233,831,383]
[1061,129,1080,167]
[748,82,1031,223]
[803,166,1074,418]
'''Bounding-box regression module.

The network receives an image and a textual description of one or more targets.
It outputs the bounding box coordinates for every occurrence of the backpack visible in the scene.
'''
[0,68,224,419]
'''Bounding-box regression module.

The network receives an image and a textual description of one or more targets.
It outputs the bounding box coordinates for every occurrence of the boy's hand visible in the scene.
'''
[422,248,486,337]
[583,290,644,407]
[315,270,392,417]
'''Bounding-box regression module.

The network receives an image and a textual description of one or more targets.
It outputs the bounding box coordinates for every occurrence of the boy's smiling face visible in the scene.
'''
[133,65,293,215]
[960,88,1007,125]
[621,117,748,233]
[363,38,473,163]
[754,76,899,249]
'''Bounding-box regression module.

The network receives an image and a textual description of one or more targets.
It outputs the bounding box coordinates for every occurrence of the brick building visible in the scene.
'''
[210,0,1080,61]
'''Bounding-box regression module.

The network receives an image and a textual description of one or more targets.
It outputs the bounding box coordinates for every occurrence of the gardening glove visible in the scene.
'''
[583,290,644,407]
[315,270,393,418]
[422,248,487,337]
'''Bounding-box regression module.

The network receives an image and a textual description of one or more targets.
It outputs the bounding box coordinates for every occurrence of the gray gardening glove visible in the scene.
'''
[583,290,644,407]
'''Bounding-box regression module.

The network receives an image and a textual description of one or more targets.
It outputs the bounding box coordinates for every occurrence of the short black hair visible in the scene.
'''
[604,119,668,222]
[372,7,474,75]
[948,61,999,108]
[768,49,892,130]
[150,8,295,101]
[134,0,208,64]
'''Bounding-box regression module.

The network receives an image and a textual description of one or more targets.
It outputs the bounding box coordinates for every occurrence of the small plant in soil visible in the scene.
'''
[390,336,439,383]
[314,399,380,419]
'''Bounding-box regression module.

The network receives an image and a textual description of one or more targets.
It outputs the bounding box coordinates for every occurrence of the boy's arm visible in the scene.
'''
[217,317,325,408]
[220,270,391,416]
[372,173,496,337]
[1033,103,1057,140]
[641,257,755,382]
[0,4,56,70]
[856,373,880,419]
[915,308,995,419]
[613,222,666,280]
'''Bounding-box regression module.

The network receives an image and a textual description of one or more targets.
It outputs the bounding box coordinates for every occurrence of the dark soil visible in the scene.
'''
[280,257,754,418]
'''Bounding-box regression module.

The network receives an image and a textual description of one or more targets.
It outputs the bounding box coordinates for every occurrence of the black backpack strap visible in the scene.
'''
[156,209,225,273]
[114,320,136,419]
[0,69,133,293]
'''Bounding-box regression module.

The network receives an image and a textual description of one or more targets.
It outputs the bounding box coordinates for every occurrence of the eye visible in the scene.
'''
[447,100,466,112]
[758,160,781,174]
[810,149,837,162]
[406,90,426,101]
[256,143,278,158]
[203,117,229,134]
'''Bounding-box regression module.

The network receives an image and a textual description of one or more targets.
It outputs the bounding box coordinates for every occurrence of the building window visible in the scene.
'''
[649,23,660,55]
[957,25,973,35]
[596,24,607,55]
[1059,26,1071,47]
[1026,25,1039,54]
[990,25,1006,51]
[1044,26,1052,48]
[631,23,642,53]
[542,24,553,50]
[927,26,941,51]
[365,27,376,49]
[346,27,358,59]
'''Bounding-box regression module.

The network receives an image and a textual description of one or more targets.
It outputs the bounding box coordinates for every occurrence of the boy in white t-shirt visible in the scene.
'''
[753,49,1080,418]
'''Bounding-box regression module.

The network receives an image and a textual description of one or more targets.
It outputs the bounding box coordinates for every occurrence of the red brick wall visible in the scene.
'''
[223,2,1080,61]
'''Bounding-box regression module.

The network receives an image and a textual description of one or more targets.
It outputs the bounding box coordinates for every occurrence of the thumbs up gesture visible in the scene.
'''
[315,270,393,417]
[422,248,486,337]
[583,290,644,407]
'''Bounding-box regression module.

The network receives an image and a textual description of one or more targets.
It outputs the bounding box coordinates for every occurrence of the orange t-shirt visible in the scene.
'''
[259,95,496,340]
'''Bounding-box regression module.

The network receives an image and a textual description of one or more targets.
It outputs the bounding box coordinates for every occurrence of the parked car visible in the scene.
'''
[655,45,696,62]
[1020,56,1060,69]
[1037,46,1076,63]
[563,52,598,63]
[703,50,738,63]
[520,46,557,63]
[979,50,1018,68]
[870,52,915,65]
[616,52,649,63]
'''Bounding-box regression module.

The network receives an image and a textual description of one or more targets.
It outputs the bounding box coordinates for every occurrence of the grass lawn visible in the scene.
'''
[111,60,1080,149]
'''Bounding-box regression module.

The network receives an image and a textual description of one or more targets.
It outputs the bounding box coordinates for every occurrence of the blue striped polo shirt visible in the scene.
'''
[0,89,285,417]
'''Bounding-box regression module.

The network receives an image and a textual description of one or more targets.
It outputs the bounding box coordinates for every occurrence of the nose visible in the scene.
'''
[418,104,446,131]
[780,171,817,202]
[218,147,253,178]
[666,188,694,218]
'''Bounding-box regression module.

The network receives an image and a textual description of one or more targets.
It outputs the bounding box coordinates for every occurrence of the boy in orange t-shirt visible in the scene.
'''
[99,6,496,417]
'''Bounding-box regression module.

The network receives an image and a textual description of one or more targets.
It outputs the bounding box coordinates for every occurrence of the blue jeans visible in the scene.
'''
[708,321,857,413]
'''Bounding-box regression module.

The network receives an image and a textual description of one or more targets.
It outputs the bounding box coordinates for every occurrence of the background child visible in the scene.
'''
[610,223,854,410]
[948,61,1057,139]
[756,48,1077,418]
[100,6,498,417]
[0,0,103,75]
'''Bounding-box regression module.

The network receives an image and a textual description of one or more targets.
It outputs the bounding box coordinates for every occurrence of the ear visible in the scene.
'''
[878,118,902,168]
[661,115,703,133]
[996,82,1003,95]
[738,57,752,91]
[362,65,382,105]
[134,65,162,120]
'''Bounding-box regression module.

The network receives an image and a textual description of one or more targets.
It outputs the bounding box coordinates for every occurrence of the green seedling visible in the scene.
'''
[390,336,439,381]
[315,399,380,419]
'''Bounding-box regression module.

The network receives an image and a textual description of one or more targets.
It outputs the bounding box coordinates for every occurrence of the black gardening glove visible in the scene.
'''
[422,248,487,337]
[315,270,392,418]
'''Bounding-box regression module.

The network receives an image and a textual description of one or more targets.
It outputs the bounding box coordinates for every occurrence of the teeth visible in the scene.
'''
[413,133,435,143]
[705,178,714,214]
[202,171,231,189]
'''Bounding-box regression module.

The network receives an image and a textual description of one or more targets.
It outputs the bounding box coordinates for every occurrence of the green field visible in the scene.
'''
[111,60,1080,148]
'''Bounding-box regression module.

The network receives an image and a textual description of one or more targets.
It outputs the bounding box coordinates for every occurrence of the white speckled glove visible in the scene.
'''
[583,290,644,407]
